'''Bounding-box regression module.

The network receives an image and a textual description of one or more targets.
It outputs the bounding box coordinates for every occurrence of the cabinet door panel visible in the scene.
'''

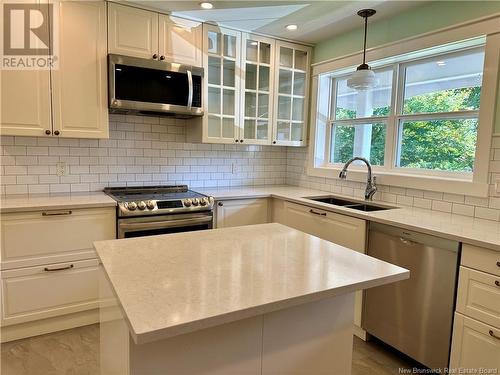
[203,25,241,143]
[1,259,100,326]
[108,3,158,59]
[1,207,115,269]
[450,313,500,370]
[216,199,269,228]
[0,1,51,137]
[456,267,500,328]
[159,15,202,66]
[240,33,274,145]
[272,42,311,147]
[51,1,108,138]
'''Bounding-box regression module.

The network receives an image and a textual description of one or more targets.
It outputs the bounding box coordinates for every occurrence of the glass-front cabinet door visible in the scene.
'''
[203,25,241,143]
[273,41,311,146]
[240,34,275,144]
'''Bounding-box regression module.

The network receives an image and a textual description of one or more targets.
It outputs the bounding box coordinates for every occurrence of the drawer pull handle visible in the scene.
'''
[42,210,72,216]
[309,209,326,216]
[44,264,74,272]
[495,280,500,287]
[489,330,500,340]
[497,261,500,268]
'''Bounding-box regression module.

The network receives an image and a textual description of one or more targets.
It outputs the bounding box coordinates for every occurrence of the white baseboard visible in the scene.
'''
[0,309,99,343]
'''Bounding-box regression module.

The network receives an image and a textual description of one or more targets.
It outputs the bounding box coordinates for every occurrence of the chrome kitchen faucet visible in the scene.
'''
[339,157,377,201]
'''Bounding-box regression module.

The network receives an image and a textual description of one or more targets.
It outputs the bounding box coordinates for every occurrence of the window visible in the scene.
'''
[325,46,485,177]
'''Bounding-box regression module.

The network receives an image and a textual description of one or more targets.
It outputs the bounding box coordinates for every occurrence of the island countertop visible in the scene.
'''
[95,223,409,345]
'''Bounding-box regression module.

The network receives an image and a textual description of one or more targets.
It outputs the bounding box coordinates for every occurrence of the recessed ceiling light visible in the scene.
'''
[436,60,446,66]
[200,2,213,9]
[286,24,298,31]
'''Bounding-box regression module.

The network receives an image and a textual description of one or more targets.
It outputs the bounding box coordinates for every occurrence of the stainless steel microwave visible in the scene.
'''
[108,54,204,117]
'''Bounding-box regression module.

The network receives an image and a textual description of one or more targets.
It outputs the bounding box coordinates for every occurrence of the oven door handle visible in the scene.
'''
[119,216,213,231]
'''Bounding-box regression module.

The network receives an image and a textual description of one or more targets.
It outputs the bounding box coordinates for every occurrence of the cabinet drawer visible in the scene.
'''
[284,202,366,252]
[1,207,115,269]
[457,267,500,328]
[450,313,500,370]
[1,259,101,326]
[462,244,500,277]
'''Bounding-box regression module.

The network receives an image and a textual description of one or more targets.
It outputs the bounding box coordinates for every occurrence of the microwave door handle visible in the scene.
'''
[187,70,193,109]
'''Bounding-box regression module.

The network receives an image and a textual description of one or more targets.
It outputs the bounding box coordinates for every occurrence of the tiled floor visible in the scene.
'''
[1,324,417,375]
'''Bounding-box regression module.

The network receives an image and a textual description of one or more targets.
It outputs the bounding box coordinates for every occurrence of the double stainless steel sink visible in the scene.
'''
[304,195,396,212]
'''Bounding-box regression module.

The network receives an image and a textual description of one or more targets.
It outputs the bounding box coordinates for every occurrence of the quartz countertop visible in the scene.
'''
[199,186,500,251]
[95,223,409,344]
[2,184,500,251]
[0,192,116,213]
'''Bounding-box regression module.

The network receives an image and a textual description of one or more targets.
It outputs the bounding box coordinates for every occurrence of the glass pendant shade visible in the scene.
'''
[347,67,379,90]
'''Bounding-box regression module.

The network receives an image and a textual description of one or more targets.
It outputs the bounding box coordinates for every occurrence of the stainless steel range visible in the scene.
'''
[104,185,215,239]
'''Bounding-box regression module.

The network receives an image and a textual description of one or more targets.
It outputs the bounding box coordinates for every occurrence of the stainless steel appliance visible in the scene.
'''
[363,223,460,370]
[104,185,214,239]
[108,54,203,117]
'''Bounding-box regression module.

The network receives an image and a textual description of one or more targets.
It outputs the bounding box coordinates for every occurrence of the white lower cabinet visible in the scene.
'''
[450,243,500,369]
[0,207,116,342]
[1,259,100,326]
[450,313,500,370]
[216,199,270,228]
[273,200,367,338]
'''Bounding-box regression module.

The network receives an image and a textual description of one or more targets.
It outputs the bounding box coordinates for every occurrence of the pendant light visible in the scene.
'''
[347,9,378,90]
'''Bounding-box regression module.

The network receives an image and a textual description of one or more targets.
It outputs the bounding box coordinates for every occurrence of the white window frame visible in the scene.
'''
[308,20,500,197]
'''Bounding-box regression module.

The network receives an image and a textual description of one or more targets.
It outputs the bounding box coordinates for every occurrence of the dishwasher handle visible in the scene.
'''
[370,222,459,253]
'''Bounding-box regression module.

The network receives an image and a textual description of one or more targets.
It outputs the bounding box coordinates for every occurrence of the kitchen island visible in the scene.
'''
[95,223,408,375]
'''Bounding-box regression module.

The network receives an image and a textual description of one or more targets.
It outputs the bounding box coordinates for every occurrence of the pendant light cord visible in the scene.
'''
[362,15,368,65]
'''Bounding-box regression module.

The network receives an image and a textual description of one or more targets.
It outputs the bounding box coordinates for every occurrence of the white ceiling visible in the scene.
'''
[128,1,427,44]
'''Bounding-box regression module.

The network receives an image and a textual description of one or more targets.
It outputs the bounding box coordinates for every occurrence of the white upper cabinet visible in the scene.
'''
[203,24,242,144]
[52,1,108,139]
[188,26,311,147]
[241,33,275,145]
[0,1,51,137]
[273,41,311,146]
[108,4,202,66]
[0,0,108,139]
[159,15,202,66]
[107,3,159,60]
[0,65,52,137]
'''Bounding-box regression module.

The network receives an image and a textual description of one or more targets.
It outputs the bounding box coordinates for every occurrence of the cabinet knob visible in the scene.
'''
[273,141,277,144]
[153,54,158,59]
[218,202,223,206]
[45,130,51,135]
[160,55,165,61]
[496,261,500,268]
[240,139,244,143]
[54,130,60,136]
[235,139,238,143]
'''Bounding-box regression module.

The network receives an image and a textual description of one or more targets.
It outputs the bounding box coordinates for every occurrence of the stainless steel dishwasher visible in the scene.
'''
[363,223,460,371]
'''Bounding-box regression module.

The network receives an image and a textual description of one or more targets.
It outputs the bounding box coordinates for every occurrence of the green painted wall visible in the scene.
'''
[313,1,500,133]
[313,1,500,63]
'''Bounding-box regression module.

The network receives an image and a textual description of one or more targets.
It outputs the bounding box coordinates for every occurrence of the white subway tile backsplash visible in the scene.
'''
[2,114,500,222]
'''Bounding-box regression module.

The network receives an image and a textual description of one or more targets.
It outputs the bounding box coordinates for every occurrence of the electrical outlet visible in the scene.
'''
[56,162,67,177]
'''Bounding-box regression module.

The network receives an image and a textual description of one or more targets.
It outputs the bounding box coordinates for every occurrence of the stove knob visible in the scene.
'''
[184,199,192,207]
[200,198,207,206]
[146,200,155,210]
[128,202,137,211]
[137,201,147,210]
[192,198,199,206]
